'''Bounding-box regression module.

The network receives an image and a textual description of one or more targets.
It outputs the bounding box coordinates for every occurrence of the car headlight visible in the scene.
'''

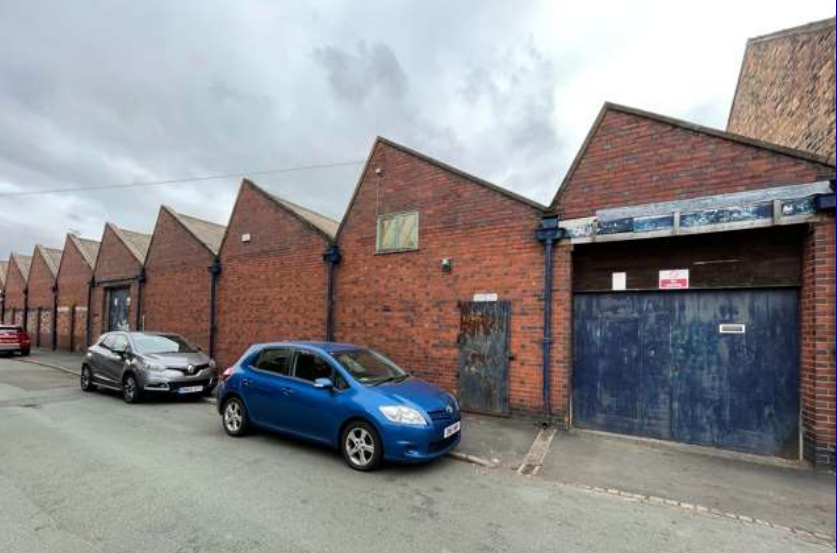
[446,393,459,410]
[144,362,168,372]
[379,405,427,426]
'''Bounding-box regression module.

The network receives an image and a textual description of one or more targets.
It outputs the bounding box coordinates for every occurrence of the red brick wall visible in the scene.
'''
[56,238,94,351]
[728,19,836,161]
[91,225,143,340]
[2,260,27,325]
[27,249,58,348]
[215,182,332,367]
[801,217,836,466]
[334,141,549,415]
[555,108,832,220]
[142,208,214,352]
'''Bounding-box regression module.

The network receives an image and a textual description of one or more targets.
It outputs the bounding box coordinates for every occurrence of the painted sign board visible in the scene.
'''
[612,272,627,291]
[659,269,689,290]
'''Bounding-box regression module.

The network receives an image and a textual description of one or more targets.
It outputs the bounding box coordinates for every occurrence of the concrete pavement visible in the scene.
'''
[1,355,831,553]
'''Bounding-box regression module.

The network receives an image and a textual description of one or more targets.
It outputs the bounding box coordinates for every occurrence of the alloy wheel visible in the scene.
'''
[123,376,137,403]
[345,427,375,468]
[224,401,243,433]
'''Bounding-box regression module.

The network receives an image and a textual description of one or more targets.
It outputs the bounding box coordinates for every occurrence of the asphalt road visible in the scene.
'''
[0,357,830,553]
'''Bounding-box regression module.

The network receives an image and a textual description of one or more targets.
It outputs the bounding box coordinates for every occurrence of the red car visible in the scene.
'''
[0,325,31,356]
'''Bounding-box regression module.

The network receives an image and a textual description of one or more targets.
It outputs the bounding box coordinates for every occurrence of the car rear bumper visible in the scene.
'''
[0,343,27,352]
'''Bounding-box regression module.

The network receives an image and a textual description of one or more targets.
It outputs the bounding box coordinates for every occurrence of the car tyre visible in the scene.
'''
[80,365,97,392]
[222,397,249,437]
[341,420,383,472]
[122,374,142,404]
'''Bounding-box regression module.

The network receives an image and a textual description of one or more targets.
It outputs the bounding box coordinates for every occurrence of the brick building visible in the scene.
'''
[333,138,549,415]
[728,17,836,161]
[142,205,225,352]
[0,260,7,321]
[26,245,63,349]
[550,103,835,466]
[215,179,338,367]
[55,234,100,352]
[2,253,32,331]
[91,223,151,340]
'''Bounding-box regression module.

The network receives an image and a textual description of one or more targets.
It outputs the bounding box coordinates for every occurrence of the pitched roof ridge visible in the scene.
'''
[242,179,339,239]
[375,136,547,211]
[35,244,63,276]
[747,16,836,45]
[549,102,836,210]
[108,222,152,263]
[68,234,100,269]
[162,205,227,255]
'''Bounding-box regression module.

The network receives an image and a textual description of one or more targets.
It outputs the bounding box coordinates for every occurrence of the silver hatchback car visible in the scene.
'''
[81,331,218,403]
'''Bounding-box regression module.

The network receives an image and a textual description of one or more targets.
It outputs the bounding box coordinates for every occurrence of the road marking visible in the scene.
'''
[562,481,836,547]
[516,427,556,476]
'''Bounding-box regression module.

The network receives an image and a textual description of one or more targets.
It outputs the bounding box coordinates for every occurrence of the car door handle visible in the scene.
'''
[280,387,293,396]
[242,379,252,387]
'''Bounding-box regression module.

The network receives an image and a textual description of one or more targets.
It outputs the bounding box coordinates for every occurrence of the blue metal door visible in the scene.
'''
[573,290,799,458]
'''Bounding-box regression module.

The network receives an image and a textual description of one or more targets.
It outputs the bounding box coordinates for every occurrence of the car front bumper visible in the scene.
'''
[381,417,462,462]
[142,370,217,395]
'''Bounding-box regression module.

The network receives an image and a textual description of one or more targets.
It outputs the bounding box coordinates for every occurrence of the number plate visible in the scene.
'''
[178,385,204,394]
[443,421,461,439]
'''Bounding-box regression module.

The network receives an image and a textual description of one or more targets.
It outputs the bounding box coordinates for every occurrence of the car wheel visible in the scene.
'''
[222,397,248,436]
[80,365,97,392]
[122,374,142,404]
[20,348,30,357]
[341,421,382,471]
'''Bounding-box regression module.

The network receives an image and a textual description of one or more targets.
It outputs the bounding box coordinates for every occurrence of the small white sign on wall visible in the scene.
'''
[473,292,499,302]
[659,269,690,290]
[241,233,252,243]
[612,272,627,291]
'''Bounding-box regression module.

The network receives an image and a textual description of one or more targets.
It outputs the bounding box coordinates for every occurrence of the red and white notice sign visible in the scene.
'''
[659,269,689,290]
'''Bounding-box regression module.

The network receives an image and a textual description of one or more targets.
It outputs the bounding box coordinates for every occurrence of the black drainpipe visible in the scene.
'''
[22,286,29,334]
[51,283,59,350]
[322,244,342,342]
[535,216,564,424]
[135,267,146,330]
[85,277,95,348]
[208,257,222,359]
[0,289,5,323]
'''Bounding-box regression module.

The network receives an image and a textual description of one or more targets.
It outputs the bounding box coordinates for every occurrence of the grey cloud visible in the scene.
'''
[314,41,409,104]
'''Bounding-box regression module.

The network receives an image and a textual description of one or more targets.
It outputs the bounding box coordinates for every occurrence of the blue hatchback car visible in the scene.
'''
[216,342,461,471]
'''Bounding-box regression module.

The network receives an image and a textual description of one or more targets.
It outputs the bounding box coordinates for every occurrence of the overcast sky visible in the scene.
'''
[0,0,833,258]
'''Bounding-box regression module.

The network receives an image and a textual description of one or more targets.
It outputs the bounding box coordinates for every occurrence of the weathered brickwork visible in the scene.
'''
[91,224,149,341]
[26,246,62,349]
[142,207,221,352]
[728,18,836,161]
[215,180,334,368]
[553,105,832,220]
[55,235,98,352]
[333,139,551,416]
[801,217,836,467]
[2,254,30,328]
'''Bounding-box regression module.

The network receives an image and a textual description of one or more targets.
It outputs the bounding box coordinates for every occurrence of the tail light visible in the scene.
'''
[221,367,234,382]
[17,330,30,344]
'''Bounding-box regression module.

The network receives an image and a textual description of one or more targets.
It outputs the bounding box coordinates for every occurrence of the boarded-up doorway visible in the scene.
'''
[458,300,511,415]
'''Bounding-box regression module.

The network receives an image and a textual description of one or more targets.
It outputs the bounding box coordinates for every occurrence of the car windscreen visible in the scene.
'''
[333,349,408,386]
[130,334,197,355]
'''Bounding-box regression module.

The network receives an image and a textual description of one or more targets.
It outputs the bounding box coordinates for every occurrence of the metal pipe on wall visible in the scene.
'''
[322,244,342,342]
[208,257,222,359]
[51,283,59,350]
[535,216,563,424]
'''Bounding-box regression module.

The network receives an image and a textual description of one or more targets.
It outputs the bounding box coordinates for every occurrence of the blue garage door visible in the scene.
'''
[573,290,799,458]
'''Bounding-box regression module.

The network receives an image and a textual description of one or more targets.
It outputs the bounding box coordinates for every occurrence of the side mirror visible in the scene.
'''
[313,377,334,390]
